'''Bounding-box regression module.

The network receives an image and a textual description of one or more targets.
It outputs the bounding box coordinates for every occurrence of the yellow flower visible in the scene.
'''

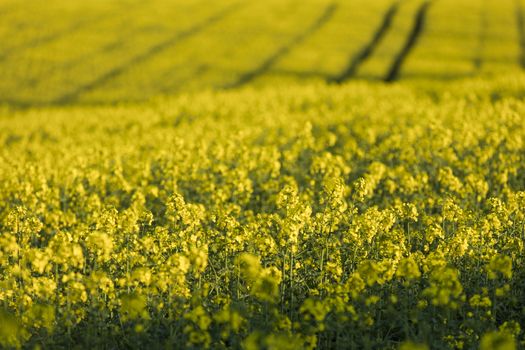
[399,341,429,350]
[0,309,29,349]
[86,231,114,262]
[119,293,149,322]
[487,255,513,280]
[480,331,515,350]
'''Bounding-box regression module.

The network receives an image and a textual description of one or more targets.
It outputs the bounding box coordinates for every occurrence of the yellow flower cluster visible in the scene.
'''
[1,75,525,348]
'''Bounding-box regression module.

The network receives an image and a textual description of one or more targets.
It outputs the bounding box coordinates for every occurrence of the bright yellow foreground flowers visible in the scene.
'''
[1,76,525,349]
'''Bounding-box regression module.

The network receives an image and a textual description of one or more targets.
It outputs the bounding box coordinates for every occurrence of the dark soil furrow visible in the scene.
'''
[384,0,432,82]
[331,2,399,83]
[474,0,488,70]
[225,3,337,89]
[516,0,525,68]
[54,3,242,104]
[0,13,116,62]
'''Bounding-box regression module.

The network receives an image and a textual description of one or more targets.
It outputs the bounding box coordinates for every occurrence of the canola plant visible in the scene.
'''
[0,77,524,349]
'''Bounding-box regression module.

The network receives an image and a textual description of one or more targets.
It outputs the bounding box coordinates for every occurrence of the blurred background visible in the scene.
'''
[0,0,522,106]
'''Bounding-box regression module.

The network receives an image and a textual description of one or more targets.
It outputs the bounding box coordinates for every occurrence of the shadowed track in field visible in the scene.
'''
[22,25,161,90]
[331,2,399,83]
[473,0,488,70]
[53,3,242,104]
[224,3,337,89]
[0,12,118,63]
[0,3,14,16]
[384,0,432,82]
[269,69,328,80]
[516,0,525,68]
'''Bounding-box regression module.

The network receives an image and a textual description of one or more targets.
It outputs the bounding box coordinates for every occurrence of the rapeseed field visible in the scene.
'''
[1,0,525,349]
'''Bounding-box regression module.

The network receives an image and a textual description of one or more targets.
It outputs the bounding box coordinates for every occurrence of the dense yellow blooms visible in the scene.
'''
[1,76,525,348]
